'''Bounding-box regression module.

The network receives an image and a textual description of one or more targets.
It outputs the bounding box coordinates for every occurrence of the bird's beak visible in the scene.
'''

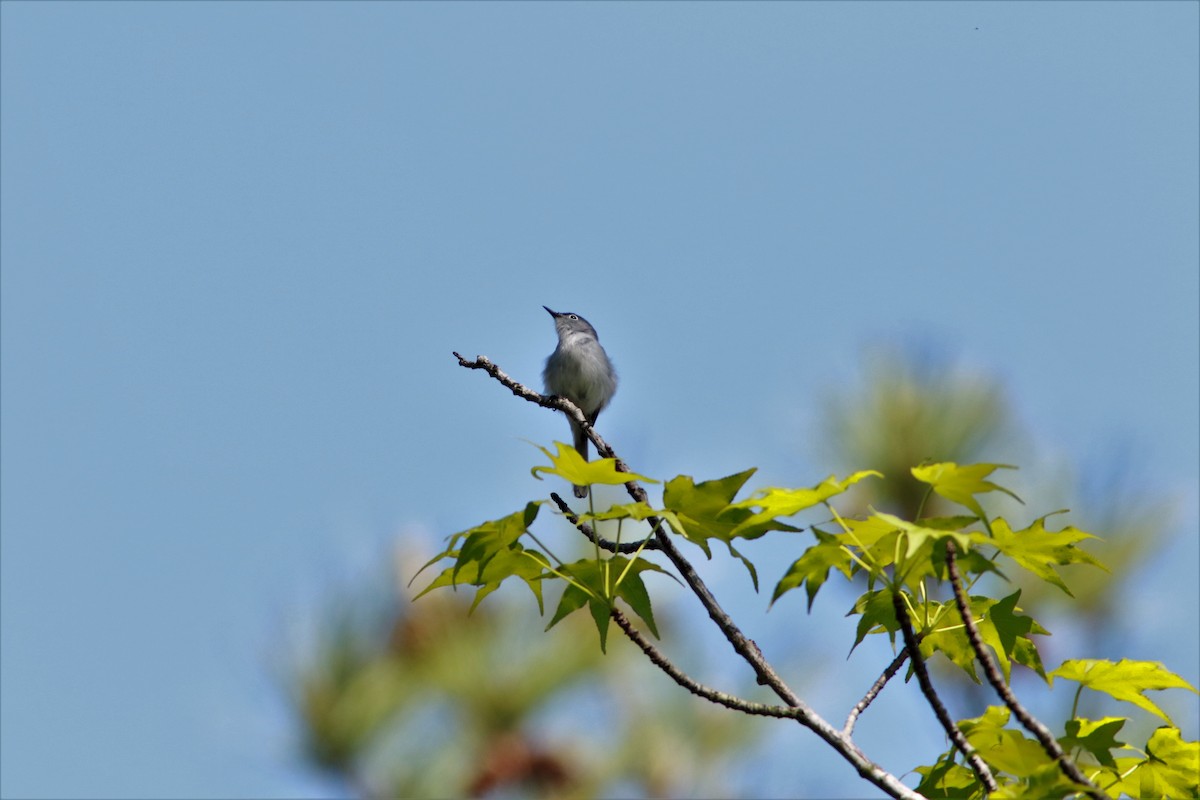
[543,306,559,318]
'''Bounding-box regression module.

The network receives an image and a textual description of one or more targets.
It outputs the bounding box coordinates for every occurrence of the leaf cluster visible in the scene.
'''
[415,448,1199,798]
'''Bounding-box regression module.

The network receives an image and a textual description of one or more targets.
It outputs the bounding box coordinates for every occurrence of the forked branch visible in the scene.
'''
[944,542,1109,799]
[892,591,998,792]
[455,353,921,800]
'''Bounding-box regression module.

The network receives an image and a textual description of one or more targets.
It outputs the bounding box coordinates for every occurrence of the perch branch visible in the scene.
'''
[455,353,923,800]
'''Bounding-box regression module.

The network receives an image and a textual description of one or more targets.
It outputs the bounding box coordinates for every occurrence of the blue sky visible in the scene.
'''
[2,2,1197,797]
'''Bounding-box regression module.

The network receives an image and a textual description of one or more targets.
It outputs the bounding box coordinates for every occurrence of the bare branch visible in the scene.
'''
[455,353,923,800]
[843,645,913,737]
[892,591,998,793]
[548,492,662,552]
[945,542,1109,799]
[611,607,799,719]
[454,353,649,493]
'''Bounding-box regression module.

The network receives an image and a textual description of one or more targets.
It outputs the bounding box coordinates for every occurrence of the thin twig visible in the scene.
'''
[549,492,662,553]
[454,353,923,800]
[945,541,1109,799]
[454,353,660,497]
[611,607,799,719]
[843,644,913,737]
[892,591,998,793]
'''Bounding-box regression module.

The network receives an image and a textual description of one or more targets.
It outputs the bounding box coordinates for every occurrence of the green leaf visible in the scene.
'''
[979,590,1049,682]
[913,750,987,799]
[871,511,973,579]
[771,528,854,611]
[725,470,883,538]
[662,469,799,587]
[919,592,1049,683]
[546,581,591,630]
[988,762,1088,800]
[1060,717,1127,769]
[959,706,1057,778]
[588,599,612,653]
[413,503,547,608]
[580,501,667,523]
[453,502,543,583]
[930,539,1008,583]
[918,599,982,682]
[1050,660,1199,725]
[544,557,663,653]
[917,515,985,531]
[980,515,1106,596]
[1144,727,1200,796]
[837,515,905,582]
[415,545,551,613]
[911,461,1022,519]
[530,441,658,489]
[848,589,903,653]
[577,501,684,548]
[1105,728,1200,799]
[409,503,541,588]
[608,555,670,638]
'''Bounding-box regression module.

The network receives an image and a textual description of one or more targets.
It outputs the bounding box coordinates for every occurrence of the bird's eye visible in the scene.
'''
[569,314,578,320]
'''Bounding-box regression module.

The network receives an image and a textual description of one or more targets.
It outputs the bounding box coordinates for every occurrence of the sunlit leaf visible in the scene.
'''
[453,502,543,583]
[725,470,883,538]
[917,515,984,531]
[919,592,1048,683]
[608,555,671,639]
[918,599,981,681]
[1050,660,1199,725]
[1144,727,1200,796]
[911,462,1021,519]
[1060,717,1127,769]
[588,599,612,653]
[576,501,684,547]
[913,749,987,799]
[412,503,547,609]
[771,528,854,611]
[871,511,973,575]
[988,762,1087,800]
[979,590,1049,682]
[414,545,551,613]
[531,441,658,489]
[545,580,590,631]
[958,706,1056,778]
[662,469,799,587]
[1104,727,1200,798]
[979,516,1106,596]
[848,589,903,653]
[837,515,905,580]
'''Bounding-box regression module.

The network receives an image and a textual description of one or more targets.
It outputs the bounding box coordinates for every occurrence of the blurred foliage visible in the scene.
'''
[285,547,757,799]
[817,345,1174,621]
[818,346,1022,520]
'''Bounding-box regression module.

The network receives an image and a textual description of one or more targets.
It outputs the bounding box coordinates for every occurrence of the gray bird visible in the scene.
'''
[542,306,618,498]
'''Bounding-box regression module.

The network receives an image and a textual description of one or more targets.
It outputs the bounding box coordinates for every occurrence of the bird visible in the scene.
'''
[542,306,618,498]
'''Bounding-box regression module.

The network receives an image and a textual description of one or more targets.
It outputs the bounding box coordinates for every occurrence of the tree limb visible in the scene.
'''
[892,591,998,793]
[944,541,1109,799]
[611,607,800,719]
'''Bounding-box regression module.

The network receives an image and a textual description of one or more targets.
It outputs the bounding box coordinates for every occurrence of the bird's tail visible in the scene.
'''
[571,419,589,498]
